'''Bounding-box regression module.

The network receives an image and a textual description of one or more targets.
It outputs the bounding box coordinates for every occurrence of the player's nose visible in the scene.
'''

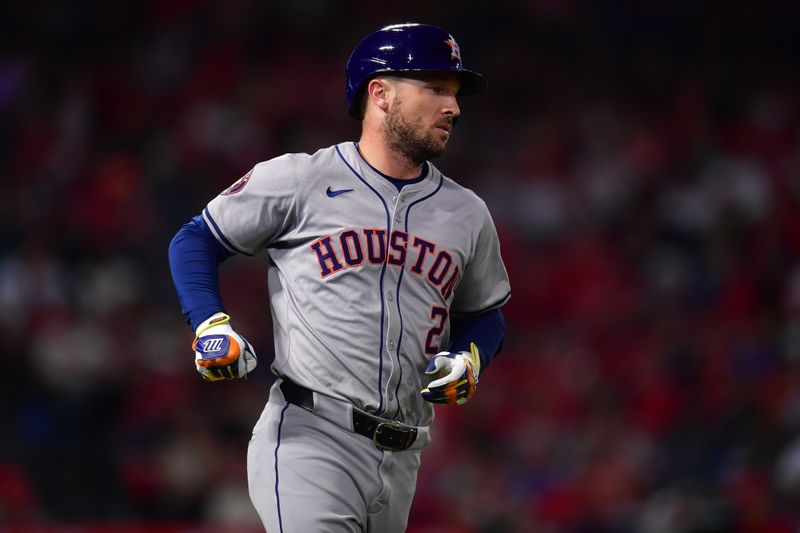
[443,95,460,119]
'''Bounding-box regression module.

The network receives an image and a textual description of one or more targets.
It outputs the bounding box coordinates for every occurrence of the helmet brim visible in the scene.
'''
[372,67,487,95]
[453,69,487,96]
[347,68,487,119]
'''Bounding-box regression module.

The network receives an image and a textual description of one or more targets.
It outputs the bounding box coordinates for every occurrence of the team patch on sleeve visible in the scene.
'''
[221,169,253,196]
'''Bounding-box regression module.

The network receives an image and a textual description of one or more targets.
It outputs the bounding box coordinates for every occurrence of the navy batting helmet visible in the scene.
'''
[345,23,487,119]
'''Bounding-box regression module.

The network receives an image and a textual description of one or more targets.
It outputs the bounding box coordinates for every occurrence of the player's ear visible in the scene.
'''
[366,77,392,113]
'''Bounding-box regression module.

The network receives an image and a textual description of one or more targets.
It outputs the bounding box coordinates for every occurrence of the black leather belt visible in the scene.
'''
[280,380,418,451]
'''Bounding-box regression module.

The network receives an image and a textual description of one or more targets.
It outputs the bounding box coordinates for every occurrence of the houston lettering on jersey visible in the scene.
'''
[310,229,461,300]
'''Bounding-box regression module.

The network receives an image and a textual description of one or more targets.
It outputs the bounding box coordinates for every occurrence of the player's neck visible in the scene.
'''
[357,135,424,180]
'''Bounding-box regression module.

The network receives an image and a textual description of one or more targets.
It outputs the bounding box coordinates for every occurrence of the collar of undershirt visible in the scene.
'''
[355,142,429,191]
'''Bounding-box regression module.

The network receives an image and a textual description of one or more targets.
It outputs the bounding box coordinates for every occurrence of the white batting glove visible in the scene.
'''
[421,343,481,406]
[192,312,257,381]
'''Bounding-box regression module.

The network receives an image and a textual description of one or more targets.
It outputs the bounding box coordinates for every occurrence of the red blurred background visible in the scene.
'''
[2,1,800,531]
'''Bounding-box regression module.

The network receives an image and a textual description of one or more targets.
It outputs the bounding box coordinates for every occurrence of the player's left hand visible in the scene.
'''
[192,312,258,381]
[421,343,481,406]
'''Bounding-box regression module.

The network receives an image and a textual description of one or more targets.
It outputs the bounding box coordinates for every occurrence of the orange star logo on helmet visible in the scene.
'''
[443,37,461,62]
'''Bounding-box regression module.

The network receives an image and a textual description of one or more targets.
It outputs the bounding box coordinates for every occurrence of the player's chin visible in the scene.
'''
[429,131,450,152]
[428,141,448,159]
[418,132,448,159]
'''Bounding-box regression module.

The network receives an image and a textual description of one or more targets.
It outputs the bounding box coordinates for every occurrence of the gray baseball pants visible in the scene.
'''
[247,379,431,532]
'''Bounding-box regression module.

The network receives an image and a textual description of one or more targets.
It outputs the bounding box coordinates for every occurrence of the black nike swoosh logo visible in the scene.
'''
[326,186,354,198]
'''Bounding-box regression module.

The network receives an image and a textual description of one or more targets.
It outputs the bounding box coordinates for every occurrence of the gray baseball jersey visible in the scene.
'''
[204,141,510,426]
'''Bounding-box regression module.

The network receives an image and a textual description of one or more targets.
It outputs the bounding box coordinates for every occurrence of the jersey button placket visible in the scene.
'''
[385,188,406,414]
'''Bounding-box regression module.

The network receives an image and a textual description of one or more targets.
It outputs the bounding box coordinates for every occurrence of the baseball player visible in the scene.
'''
[168,23,510,532]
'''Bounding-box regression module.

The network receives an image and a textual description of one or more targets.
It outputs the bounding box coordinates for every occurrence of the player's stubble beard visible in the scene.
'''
[383,97,450,166]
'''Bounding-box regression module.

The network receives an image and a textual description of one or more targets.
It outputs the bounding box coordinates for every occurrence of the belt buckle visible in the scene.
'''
[373,421,418,451]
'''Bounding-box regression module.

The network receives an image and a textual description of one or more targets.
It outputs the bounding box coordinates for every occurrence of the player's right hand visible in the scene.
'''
[192,312,257,381]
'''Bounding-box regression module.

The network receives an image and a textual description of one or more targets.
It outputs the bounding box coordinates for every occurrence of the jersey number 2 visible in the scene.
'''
[425,306,448,355]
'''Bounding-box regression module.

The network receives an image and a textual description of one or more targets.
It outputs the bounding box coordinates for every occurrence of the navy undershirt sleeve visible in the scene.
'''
[448,308,506,372]
[168,215,234,331]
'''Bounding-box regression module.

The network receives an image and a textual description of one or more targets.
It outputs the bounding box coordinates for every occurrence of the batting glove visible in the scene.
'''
[421,343,481,406]
[192,312,257,381]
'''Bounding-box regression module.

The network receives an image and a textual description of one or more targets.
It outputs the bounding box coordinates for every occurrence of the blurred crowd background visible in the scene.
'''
[2,1,800,532]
